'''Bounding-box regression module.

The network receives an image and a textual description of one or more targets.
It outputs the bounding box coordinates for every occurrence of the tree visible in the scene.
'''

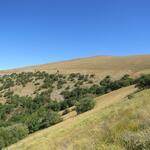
[136,74,150,89]
[24,108,62,133]
[100,76,111,86]
[40,110,62,129]
[0,124,29,148]
[48,101,60,111]
[75,97,95,114]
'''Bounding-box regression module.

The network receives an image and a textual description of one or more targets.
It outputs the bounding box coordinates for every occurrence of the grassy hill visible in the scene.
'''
[0,55,149,104]
[1,55,150,79]
[7,85,150,150]
[0,55,150,149]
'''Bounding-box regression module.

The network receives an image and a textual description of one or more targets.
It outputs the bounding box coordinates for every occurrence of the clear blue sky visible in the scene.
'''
[0,0,150,70]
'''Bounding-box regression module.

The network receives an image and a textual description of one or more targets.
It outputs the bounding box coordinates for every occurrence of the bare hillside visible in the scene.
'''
[1,55,150,79]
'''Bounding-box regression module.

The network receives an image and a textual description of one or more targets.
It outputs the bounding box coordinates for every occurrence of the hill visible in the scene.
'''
[1,55,150,79]
[0,55,149,104]
[0,55,149,149]
[7,85,150,150]
[0,54,149,103]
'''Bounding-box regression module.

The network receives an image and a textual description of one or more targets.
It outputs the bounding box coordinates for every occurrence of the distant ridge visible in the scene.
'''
[0,55,150,79]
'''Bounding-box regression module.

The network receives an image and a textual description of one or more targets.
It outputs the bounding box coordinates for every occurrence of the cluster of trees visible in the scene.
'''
[0,124,29,149]
[1,93,62,128]
[0,89,64,149]
[60,74,150,112]
[75,97,95,114]
[136,74,150,89]
[0,72,150,148]
[0,77,14,90]
[0,72,95,100]
[21,108,62,133]
[0,72,96,148]
[60,74,135,110]
[68,73,89,81]
[0,72,34,90]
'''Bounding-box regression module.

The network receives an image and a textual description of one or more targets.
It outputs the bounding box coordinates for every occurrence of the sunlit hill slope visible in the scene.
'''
[1,55,150,79]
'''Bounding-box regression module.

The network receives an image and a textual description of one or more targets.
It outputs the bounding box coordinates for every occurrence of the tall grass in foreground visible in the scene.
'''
[98,89,150,150]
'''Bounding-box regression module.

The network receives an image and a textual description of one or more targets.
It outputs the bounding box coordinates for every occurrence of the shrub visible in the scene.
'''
[57,80,66,88]
[34,82,40,86]
[75,97,95,114]
[89,84,100,94]
[60,100,69,110]
[0,104,14,120]
[0,124,29,149]
[119,74,134,87]
[41,110,62,128]
[68,73,78,80]
[88,80,93,84]
[127,94,134,100]
[3,78,14,89]
[4,90,14,98]
[65,86,70,90]
[90,74,95,78]
[66,99,77,107]
[48,101,60,111]
[100,75,111,86]
[0,136,5,149]
[24,108,62,133]
[136,74,150,89]
[78,74,85,80]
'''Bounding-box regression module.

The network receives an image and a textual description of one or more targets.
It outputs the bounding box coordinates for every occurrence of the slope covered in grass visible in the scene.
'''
[7,85,150,150]
[1,55,150,79]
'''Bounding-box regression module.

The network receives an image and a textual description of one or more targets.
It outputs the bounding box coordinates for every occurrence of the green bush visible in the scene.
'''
[75,97,95,114]
[48,101,60,111]
[24,108,62,133]
[60,100,69,110]
[89,84,102,94]
[0,124,29,149]
[4,90,14,98]
[136,74,150,89]
[3,78,14,89]
[41,110,62,128]
[57,80,66,89]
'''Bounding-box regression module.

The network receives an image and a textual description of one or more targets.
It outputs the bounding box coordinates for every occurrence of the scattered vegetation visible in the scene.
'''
[0,71,149,148]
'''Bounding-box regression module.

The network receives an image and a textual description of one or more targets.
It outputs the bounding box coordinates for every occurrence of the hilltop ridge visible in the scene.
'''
[1,55,150,79]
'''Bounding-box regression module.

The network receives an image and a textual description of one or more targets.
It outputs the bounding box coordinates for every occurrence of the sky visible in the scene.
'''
[0,0,150,70]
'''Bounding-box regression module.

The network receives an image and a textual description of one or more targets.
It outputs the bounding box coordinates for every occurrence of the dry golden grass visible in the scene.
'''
[0,55,149,101]
[10,83,38,97]
[1,55,150,80]
[6,85,137,150]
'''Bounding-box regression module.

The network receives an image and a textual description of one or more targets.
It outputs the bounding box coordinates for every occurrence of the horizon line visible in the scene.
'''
[0,54,150,72]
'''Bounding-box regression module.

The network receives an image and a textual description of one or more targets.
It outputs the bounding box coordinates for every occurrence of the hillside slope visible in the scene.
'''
[1,55,150,79]
[6,85,140,150]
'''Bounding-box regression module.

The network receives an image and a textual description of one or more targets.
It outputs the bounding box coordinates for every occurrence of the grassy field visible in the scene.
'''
[1,55,150,79]
[6,85,147,150]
